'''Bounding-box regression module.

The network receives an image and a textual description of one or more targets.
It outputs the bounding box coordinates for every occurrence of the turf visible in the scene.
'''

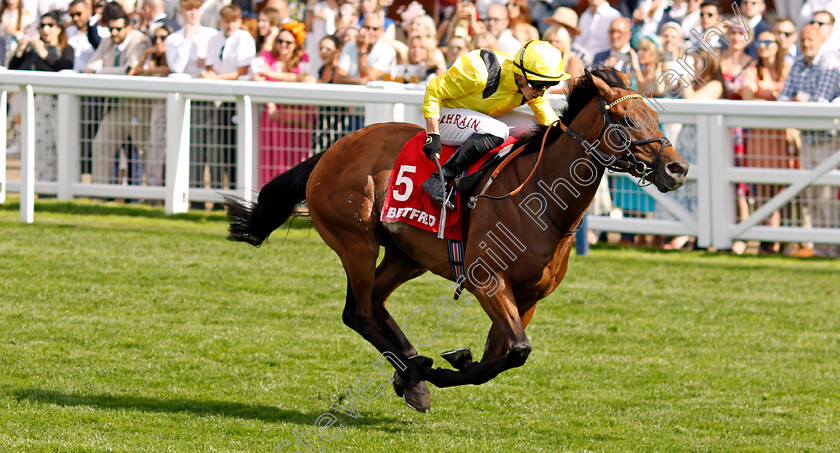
[1,198,839,452]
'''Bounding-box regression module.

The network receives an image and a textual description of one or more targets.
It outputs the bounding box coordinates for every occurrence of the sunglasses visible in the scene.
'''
[776,31,794,37]
[39,22,56,29]
[109,26,125,32]
[757,39,776,47]
[150,34,168,44]
[69,12,83,18]
[528,80,558,91]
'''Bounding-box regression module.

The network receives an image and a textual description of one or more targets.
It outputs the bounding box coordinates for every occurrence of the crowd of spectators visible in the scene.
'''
[2,0,830,96]
[2,0,840,255]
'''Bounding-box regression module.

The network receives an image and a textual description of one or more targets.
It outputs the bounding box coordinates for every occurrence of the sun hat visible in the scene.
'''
[543,8,580,36]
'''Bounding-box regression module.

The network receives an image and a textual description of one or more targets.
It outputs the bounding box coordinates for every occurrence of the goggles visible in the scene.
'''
[528,80,559,91]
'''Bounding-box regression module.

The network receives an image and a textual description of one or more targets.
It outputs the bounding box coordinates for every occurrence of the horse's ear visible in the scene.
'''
[614,71,630,87]
[591,75,617,101]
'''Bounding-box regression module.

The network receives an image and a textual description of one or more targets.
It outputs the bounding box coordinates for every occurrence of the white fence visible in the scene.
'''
[2,69,839,249]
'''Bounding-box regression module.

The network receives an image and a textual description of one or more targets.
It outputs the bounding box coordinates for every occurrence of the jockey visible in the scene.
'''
[421,40,571,204]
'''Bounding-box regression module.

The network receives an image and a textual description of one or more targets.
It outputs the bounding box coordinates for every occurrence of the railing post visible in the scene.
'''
[251,101,259,191]
[695,115,712,248]
[708,114,734,250]
[575,213,589,256]
[165,92,190,214]
[57,93,80,199]
[364,102,394,126]
[0,89,6,204]
[392,103,405,122]
[20,85,35,223]
[236,95,254,202]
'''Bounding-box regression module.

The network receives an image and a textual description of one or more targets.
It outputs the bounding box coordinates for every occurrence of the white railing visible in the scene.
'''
[2,69,839,249]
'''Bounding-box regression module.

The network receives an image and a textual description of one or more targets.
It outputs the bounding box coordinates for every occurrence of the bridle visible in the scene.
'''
[469,90,673,234]
[555,93,672,186]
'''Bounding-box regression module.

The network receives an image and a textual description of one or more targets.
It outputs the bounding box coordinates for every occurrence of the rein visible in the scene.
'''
[467,92,672,233]
[467,124,553,208]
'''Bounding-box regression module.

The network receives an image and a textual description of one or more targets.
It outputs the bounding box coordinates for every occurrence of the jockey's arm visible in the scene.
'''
[426,117,440,135]
[528,94,560,126]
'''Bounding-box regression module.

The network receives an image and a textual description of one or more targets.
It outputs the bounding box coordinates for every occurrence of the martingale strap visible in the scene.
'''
[447,239,466,299]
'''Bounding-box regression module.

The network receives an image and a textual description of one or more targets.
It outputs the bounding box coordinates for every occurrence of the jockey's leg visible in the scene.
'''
[423,108,508,203]
[495,109,539,138]
[423,133,504,203]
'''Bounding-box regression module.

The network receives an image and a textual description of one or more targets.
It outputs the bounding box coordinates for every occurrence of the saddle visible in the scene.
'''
[380,131,517,241]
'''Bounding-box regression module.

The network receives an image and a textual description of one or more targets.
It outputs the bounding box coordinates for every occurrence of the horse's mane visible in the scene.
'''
[517,66,628,154]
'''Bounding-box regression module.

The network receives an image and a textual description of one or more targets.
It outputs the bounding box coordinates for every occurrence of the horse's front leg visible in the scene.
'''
[421,288,534,387]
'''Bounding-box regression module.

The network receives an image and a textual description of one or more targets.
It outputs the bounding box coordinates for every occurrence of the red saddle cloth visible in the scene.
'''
[380,131,516,240]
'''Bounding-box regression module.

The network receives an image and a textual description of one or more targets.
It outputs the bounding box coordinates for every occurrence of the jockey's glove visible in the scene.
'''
[423,133,442,161]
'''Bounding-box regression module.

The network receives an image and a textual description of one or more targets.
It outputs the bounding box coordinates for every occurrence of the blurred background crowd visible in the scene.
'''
[3,0,839,97]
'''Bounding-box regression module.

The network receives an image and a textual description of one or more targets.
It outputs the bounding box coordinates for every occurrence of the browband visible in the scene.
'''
[604,94,644,110]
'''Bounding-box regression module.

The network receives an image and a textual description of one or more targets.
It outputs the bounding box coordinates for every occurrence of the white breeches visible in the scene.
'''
[437,107,538,146]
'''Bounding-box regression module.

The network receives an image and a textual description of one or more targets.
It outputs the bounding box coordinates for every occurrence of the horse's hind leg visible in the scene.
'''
[370,246,435,409]
[371,246,427,358]
[328,239,432,412]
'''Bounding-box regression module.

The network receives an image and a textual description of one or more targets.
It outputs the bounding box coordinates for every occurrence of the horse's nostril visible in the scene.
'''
[667,162,687,176]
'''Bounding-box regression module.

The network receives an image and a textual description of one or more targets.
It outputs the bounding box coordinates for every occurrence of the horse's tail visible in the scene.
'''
[225,152,325,246]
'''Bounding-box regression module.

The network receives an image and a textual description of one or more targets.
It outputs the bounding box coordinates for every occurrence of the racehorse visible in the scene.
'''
[225,67,689,413]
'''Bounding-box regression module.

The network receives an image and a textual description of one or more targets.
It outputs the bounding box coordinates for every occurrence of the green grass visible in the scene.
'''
[1,198,839,452]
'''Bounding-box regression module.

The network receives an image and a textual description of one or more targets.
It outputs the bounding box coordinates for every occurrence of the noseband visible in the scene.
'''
[556,93,672,186]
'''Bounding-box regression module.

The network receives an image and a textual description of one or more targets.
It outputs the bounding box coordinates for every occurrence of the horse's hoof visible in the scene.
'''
[440,347,472,370]
[402,380,431,413]
[407,354,434,370]
[392,371,405,397]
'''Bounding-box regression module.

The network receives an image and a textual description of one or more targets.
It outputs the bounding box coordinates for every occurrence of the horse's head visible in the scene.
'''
[589,72,688,192]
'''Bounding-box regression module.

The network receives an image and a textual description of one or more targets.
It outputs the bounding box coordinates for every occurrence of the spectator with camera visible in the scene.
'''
[440,0,479,47]
[594,17,634,76]
[774,18,799,64]
[335,11,394,84]
[8,9,72,182]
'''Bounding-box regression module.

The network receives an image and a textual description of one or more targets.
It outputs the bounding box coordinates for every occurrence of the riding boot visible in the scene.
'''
[422,133,504,204]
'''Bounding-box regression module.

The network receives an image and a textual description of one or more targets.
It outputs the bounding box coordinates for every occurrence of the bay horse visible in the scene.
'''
[225,68,688,413]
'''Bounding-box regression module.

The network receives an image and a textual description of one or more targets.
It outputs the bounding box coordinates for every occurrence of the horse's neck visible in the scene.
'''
[534,99,607,234]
